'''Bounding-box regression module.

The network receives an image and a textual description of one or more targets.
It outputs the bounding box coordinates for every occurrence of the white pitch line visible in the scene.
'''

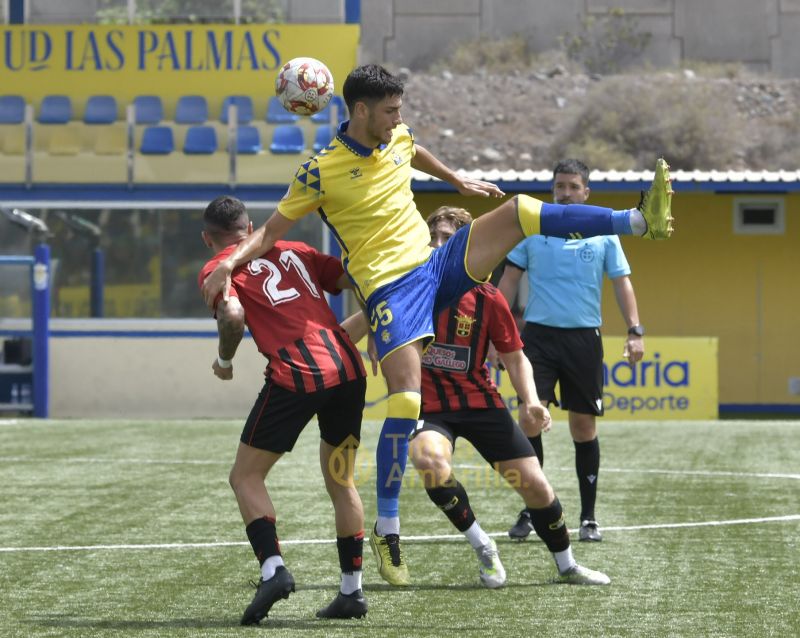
[1,514,798,553]
[2,456,798,481]
[453,464,800,480]
[0,456,227,466]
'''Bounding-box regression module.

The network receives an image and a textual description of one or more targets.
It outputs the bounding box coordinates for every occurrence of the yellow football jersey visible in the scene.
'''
[277,122,433,302]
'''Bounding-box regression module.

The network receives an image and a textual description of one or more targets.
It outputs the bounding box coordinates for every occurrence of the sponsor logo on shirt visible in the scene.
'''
[422,343,470,372]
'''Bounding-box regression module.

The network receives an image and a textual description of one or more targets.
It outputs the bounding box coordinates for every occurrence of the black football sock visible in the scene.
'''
[425,477,476,532]
[337,530,364,594]
[245,515,281,566]
[574,437,600,521]
[527,498,570,553]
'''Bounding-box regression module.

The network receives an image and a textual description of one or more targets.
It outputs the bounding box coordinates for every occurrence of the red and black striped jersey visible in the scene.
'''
[199,240,365,393]
[421,283,523,413]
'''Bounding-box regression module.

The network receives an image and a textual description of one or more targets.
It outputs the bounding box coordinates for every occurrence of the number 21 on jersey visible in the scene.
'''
[248,250,320,305]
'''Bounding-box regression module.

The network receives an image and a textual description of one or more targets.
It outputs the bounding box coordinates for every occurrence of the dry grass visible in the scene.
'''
[549,75,744,170]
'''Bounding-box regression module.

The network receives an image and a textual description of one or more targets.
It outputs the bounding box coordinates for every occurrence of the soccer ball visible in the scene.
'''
[275,57,334,116]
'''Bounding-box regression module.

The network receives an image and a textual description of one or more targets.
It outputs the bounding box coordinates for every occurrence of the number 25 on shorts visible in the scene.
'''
[370,301,393,332]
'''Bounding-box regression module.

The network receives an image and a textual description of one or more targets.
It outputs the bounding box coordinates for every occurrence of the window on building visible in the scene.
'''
[733,198,785,235]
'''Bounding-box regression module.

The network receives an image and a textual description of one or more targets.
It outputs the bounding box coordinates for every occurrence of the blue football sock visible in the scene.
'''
[539,203,634,238]
[375,391,421,519]
[375,417,415,518]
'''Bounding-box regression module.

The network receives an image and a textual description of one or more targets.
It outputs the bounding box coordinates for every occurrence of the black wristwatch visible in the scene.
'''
[627,325,645,337]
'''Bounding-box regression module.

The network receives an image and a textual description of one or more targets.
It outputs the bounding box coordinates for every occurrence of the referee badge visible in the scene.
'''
[455,313,476,337]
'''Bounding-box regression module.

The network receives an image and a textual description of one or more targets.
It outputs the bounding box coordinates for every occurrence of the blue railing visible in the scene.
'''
[0,245,51,417]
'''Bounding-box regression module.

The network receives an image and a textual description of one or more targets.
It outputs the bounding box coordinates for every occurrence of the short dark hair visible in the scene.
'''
[203,196,248,240]
[342,64,404,113]
[552,158,590,186]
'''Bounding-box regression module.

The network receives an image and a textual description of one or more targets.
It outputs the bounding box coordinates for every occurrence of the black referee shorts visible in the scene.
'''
[241,376,366,453]
[414,408,535,465]
[521,322,604,416]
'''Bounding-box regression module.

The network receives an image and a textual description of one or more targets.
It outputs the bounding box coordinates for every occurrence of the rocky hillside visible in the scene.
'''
[397,65,800,172]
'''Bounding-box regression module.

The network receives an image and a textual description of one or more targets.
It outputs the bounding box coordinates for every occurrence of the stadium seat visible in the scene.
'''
[236,125,261,154]
[221,95,254,124]
[84,96,118,124]
[310,95,348,124]
[183,125,218,154]
[134,95,164,124]
[94,124,127,155]
[140,126,174,154]
[0,96,25,124]
[38,95,72,124]
[48,127,82,155]
[175,95,208,124]
[266,96,299,124]
[269,125,305,154]
[312,125,334,152]
[0,124,25,155]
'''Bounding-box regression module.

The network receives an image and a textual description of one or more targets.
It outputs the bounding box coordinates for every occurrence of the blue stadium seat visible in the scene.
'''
[266,96,299,124]
[270,124,305,154]
[236,125,261,154]
[134,95,163,124]
[310,95,348,124]
[221,96,254,124]
[38,95,72,124]
[140,126,174,154]
[312,125,334,152]
[175,95,208,124]
[183,125,218,154]
[84,95,118,124]
[0,95,25,124]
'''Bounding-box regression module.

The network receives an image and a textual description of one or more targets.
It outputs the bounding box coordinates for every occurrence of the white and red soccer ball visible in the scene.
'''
[275,57,334,116]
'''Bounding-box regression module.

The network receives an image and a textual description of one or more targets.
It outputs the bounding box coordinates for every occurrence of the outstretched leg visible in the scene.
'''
[466,159,673,280]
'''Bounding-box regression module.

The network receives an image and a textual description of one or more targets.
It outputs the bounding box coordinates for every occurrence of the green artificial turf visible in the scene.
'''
[0,418,798,637]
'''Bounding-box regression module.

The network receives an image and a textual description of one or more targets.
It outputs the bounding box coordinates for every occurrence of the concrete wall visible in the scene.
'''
[45,320,267,419]
[360,0,800,77]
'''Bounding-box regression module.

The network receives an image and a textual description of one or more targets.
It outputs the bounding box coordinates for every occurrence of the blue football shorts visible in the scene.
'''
[366,224,486,361]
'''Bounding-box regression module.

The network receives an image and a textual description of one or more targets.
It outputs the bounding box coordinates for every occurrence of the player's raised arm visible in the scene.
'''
[201,211,296,308]
[411,144,505,198]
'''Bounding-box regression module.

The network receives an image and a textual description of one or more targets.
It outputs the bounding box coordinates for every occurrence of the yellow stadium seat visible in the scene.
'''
[236,151,302,184]
[48,126,82,155]
[0,124,26,155]
[0,155,25,182]
[94,124,127,155]
[31,123,126,183]
[134,153,229,184]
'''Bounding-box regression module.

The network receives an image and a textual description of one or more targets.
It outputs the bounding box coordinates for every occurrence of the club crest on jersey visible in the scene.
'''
[391,151,403,165]
[381,329,391,344]
[349,167,363,179]
[455,313,476,337]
